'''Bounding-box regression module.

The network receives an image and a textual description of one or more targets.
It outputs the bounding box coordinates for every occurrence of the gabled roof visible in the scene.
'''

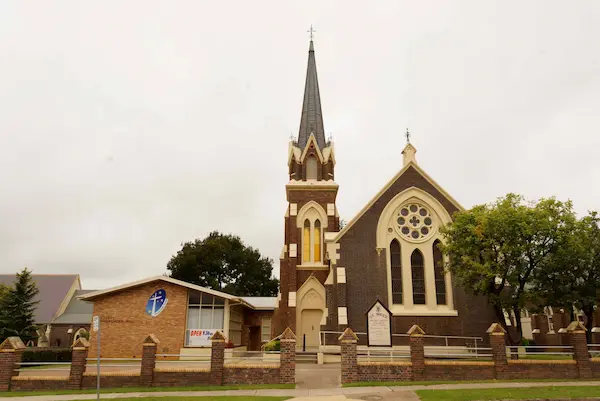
[298,40,326,150]
[79,276,276,310]
[332,161,463,242]
[0,274,80,324]
[52,290,95,325]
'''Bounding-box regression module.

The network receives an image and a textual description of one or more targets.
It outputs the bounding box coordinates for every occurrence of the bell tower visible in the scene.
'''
[273,36,340,339]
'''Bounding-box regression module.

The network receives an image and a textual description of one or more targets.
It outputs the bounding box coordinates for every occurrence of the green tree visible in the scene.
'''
[0,268,40,343]
[532,211,600,340]
[167,231,279,296]
[440,193,575,344]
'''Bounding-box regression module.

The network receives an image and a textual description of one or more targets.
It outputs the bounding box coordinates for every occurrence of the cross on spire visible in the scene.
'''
[405,128,411,144]
[307,25,316,41]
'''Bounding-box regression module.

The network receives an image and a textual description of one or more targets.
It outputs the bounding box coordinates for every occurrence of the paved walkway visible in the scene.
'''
[10,381,600,401]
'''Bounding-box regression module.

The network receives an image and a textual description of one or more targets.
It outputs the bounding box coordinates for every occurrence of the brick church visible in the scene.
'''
[272,39,497,346]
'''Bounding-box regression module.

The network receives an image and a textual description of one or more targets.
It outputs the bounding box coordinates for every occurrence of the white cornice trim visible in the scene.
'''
[332,162,463,242]
[299,134,324,163]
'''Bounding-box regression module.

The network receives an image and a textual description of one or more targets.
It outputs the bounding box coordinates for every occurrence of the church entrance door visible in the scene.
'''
[300,309,322,349]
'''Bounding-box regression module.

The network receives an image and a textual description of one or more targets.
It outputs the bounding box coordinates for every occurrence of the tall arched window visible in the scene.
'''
[433,240,447,305]
[314,220,321,262]
[303,220,311,263]
[306,156,318,180]
[390,239,402,304]
[411,249,426,305]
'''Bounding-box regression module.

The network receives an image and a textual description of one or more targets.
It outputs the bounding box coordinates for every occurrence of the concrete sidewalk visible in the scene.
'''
[8,381,600,401]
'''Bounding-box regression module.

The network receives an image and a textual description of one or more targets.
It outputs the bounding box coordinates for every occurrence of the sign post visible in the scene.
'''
[92,316,100,400]
[366,299,392,347]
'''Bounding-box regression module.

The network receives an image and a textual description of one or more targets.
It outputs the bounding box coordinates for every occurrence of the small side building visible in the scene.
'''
[80,276,276,358]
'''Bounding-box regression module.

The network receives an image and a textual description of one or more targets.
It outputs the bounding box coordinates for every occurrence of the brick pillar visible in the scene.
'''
[567,321,592,379]
[279,327,297,384]
[210,331,225,385]
[487,323,508,379]
[339,328,358,384]
[68,338,89,389]
[140,334,159,387]
[0,337,25,391]
[408,325,425,381]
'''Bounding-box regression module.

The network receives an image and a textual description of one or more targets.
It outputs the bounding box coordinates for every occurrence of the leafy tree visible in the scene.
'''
[0,268,40,343]
[532,211,600,340]
[167,231,279,296]
[440,193,575,344]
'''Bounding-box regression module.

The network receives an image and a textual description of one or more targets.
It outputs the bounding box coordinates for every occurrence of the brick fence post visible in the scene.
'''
[279,327,296,384]
[567,321,592,379]
[408,325,425,381]
[210,331,226,385]
[140,334,159,387]
[488,323,508,379]
[68,338,89,389]
[339,328,358,384]
[0,337,25,391]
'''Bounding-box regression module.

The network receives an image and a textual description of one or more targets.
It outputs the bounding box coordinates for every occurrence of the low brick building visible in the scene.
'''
[80,276,276,358]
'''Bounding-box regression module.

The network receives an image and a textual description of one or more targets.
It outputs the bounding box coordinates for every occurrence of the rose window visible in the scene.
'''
[396,203,435,241]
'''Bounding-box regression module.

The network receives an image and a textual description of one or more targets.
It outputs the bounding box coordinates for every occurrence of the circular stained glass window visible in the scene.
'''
[395,202,436,241]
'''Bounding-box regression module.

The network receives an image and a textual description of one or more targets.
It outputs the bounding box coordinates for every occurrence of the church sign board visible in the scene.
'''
[366,299,392,347]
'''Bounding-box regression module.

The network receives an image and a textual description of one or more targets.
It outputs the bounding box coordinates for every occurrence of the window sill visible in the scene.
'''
[390,306,458,317]
[297,264,329,270]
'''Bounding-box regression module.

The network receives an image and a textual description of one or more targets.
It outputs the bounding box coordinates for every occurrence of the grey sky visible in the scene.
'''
[1,1,599,290]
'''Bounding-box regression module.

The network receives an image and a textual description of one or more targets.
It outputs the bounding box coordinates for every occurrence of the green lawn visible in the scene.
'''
[70,398,288,401]
[417,386,600,401]
[0,384,294,397]
[343,378,600,387]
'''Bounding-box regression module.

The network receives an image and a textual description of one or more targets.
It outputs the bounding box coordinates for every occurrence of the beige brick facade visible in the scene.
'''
[88,281,188,358]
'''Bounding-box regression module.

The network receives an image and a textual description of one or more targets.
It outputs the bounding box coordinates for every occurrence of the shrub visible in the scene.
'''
[21,347,72,366]
[264,339,280,352]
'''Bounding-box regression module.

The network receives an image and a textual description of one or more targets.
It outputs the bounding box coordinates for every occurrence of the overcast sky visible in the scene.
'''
[1,1,599,290]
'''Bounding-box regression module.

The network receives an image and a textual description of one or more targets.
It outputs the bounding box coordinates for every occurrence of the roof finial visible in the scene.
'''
[405,128,411,144]
[307,25,316,41]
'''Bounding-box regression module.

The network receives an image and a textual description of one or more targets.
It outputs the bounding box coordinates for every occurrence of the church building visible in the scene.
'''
[272,39,496,346]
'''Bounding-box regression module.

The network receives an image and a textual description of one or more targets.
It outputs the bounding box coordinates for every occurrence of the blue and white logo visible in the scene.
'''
[146,289,168,317]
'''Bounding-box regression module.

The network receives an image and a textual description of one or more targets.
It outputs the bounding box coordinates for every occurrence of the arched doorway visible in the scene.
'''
[296,276,326,350]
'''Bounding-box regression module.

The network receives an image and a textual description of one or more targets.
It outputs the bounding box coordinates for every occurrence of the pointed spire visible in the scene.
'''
[298,38,326,150]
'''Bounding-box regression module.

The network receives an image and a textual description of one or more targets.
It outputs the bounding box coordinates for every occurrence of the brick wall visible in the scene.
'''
[81,373,141,389]
[11,377,69,391]
[50,324,91,348]
[340,324,596,384]
[423,361,494,381]
[153,370,210,387]
[224,366,280,384]
[504,360,578,380]
[88,281,188,358]
[1,329,297,392]
[358,362,412,381]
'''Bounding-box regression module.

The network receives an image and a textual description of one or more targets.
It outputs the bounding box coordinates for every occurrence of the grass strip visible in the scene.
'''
[417,385,600,401]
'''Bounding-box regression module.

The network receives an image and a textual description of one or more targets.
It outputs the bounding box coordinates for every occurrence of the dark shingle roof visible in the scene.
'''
[52,290,95,325]
[0,274,79,324]
[297,40,326,150]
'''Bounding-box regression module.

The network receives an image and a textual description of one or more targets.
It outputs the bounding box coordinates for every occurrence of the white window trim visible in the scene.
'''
[378,190,457,316]
[296,202,328,267]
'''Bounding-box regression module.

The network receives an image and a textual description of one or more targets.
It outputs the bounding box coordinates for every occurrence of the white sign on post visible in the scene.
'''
[187,329,218,346]
[93,316,100,332]
[366,300,392,347]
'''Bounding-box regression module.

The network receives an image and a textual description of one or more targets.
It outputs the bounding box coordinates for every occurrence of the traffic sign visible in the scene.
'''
[93,316,100,332]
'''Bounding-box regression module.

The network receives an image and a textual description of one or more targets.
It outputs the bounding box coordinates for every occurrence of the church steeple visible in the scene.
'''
[297,38,326,150]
